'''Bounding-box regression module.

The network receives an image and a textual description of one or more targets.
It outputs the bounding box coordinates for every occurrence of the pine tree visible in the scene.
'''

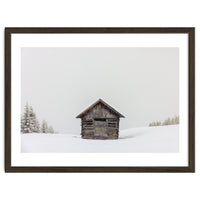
[149,115,179,127]
[21,103,56,134]
[21,103,42,133]
[29,106,40,132]
[35,119,40,133]
[21,114,24,132]
[156,121,161,126]
[171,117,175,125]
[41,120,48,133]
[29,106,35,132]
[48,126,54,134]
[21,103,32,133]
[175,115,179,124]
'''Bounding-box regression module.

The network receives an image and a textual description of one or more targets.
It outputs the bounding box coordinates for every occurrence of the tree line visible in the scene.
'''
[149,115,179,127]
[21,103,56,133]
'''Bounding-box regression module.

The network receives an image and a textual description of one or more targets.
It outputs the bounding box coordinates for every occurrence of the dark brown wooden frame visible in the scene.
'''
[5,27,195,173]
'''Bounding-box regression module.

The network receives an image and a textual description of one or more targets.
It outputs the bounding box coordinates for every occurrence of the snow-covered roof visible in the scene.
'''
[76,99,125,118]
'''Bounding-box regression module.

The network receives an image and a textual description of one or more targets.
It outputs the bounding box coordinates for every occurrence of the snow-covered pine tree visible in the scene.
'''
[162,117,171,126]
[21,103,42,133]
[29,106,36,132]
[149,115,179,127]
[21,103,55,134]
[48,126,54,134]
[21,103,32,133]
[41,120,48,133]
[35,119,40,133]
[44,121,48,133]
[156,121,161,126]
[175,115,179,124]
[171,117,175,125]
[41,120,45,133]
[29,106,40,133]
[21,114,24,132]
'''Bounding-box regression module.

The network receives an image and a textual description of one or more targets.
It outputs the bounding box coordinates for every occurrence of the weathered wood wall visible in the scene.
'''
[81,103,119,139]
[82,103,117,120]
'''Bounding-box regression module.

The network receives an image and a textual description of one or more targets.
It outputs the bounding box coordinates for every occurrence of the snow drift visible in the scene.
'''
[21,125,179,153]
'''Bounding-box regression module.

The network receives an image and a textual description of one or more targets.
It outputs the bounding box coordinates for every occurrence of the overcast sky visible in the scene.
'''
[21,47,179,134]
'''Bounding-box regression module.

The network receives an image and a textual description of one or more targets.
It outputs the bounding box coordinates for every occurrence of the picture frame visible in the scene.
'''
[5,27,195,173]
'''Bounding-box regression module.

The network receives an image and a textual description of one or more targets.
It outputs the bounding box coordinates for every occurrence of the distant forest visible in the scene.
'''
[149,115,179,127]
[21,103,56,133]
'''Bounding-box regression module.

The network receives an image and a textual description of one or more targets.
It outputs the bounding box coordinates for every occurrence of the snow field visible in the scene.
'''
[21,125,179,153]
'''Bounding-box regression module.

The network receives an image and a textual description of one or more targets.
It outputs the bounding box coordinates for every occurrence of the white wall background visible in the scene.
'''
[0,0,199,200]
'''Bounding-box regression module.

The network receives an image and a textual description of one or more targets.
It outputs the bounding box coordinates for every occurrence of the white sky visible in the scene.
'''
[21,47,179,134]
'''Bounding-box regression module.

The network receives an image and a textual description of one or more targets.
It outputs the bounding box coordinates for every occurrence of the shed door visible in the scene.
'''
[94,118,107,138]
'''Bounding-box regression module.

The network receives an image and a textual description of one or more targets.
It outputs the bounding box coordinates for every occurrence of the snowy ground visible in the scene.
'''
[21,125,179,153]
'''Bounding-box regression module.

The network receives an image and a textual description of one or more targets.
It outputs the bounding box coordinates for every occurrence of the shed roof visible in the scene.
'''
[76,99,125,118]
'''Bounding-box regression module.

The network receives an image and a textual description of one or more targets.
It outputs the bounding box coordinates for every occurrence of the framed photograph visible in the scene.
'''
[5,27,195,172]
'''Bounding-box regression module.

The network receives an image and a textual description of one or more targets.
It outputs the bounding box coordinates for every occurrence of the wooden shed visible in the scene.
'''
[76,99,125,139]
